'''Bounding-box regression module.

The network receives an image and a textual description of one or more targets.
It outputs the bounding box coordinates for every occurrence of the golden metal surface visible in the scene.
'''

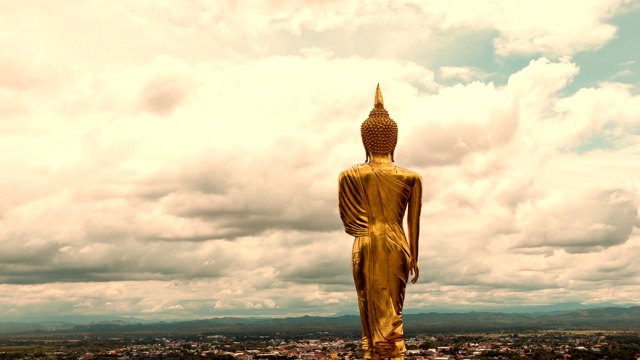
[374,83,384,107]
[338,86,422,360]
[360,84,398,163]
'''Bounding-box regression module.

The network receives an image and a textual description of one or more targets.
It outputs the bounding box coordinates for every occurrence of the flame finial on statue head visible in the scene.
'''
[361,84,398,162]
[374,83,384,108]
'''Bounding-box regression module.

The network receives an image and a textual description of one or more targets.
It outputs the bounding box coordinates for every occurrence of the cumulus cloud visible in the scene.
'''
[399,81,518,166]
[515,189,639,253]
[397,57,640,309]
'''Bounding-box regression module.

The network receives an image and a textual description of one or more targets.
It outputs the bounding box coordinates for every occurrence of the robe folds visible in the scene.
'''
[338,164,421,359]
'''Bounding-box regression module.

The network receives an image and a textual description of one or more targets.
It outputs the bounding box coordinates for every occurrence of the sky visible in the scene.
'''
[1,0,640,321]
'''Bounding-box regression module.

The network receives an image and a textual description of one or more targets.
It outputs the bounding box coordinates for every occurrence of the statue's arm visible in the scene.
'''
[407,174,423,284]
[338,169,362,234]
[337,172,349,230]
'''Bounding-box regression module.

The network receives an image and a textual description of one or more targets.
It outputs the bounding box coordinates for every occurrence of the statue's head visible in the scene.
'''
[361,84,398,162]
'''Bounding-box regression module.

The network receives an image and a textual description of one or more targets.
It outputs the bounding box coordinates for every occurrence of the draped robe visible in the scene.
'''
[338,163,422,359]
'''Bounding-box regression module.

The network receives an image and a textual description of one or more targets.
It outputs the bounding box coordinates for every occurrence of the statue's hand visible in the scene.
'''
[410,261,419,284]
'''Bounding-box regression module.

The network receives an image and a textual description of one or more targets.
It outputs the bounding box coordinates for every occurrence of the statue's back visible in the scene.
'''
[354,163,420,228]
[338,85,422,360]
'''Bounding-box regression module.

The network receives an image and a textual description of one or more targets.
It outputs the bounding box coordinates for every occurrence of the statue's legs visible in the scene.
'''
[352,237,373,359]
[353,234,409,360]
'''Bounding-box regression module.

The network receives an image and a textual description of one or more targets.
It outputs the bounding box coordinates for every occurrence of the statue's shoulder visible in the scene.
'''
[339,164,371,183]
[340,163,367,174]
[393,165,422,178]
[392,166,423,188]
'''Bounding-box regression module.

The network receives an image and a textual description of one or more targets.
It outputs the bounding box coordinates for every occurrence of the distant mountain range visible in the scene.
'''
[332,301,638,316]
[1,306,638,336]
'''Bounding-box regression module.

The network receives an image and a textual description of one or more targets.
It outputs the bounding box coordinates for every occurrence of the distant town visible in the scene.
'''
[2,307,640,359]
[1,330,640,359]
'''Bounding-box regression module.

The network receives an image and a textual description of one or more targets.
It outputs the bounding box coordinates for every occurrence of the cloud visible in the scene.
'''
[439,66,491,82]
[399,81,518,166]
[267,0,622,57]
[3,54,639,313]
[397,58,580,167]
[1,2,639,319]
[612,69,634,78]
[397,57,640,307]
[0,0,625,78]
[489,0,620,56]
[515,189,639,253]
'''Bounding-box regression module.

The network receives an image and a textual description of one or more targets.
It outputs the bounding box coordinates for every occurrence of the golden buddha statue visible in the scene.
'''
[338,85,422,360]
